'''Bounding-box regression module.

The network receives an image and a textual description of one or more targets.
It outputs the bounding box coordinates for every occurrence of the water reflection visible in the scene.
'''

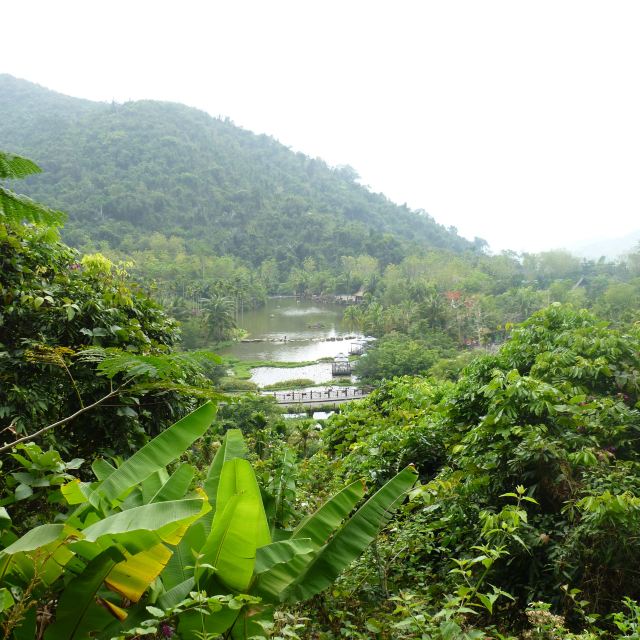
[221,298,361,362]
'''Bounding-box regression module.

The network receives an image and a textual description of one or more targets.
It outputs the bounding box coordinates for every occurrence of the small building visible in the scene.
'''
[350,340,366,355]
[331,353,351,376]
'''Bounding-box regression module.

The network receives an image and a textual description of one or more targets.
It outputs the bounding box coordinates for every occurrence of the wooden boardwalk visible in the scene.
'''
[264,387,369,406]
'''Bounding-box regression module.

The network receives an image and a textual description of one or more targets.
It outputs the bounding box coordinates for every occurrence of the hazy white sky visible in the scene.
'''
[2,0,640,253]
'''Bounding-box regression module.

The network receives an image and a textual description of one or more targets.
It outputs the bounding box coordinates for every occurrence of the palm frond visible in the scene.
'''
[0,186,66,227]
[0,151,66,227]
[0,151,41,180]
[76,347,222,382]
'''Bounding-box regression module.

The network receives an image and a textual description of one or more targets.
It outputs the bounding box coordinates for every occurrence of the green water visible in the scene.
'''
[221,298,363,386]
[222,297,359,362]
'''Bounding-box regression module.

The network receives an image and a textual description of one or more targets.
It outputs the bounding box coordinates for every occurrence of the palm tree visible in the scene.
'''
[202,294,237,342]
[342,304,365,333]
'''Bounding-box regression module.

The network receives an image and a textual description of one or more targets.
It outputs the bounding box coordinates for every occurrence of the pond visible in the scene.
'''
[250,362,335,386]
[222,297,362,362]
[221,297,364,387]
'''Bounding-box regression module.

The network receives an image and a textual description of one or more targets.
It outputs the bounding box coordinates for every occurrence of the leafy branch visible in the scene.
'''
[0,151,65,227]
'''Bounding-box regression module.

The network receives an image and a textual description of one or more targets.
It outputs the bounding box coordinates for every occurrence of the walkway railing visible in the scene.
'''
[265,387,369,404]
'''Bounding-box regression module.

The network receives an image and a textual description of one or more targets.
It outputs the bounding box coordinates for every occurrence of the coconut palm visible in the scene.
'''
[202,293,237,342]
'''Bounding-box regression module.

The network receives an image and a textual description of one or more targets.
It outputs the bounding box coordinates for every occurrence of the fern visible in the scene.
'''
[0,152,41,179]
[0,151,66,227]
[76,347,222,382]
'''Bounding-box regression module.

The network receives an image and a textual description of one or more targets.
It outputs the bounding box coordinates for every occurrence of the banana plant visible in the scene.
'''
[0,406,416,640]
[0,401,218,640]
[134,429,418,640]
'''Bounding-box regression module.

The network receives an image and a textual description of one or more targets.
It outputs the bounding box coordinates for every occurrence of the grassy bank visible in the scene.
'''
[263,378,315,390]
[225,357,319,380]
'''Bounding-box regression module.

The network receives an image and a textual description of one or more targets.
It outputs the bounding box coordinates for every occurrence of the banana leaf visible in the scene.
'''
[199,458,270,591]
[160,516,210,590]
[252,539,316,601]
[66,496,209,562]
[150,463,195,503]
[105,542,172,602]
[141,469,170,503]
[280,465,417,603]
[92,458,116,481]
[61,478,92,505]
[157,576,195,609]
[44,547,126,640]
[253,479,366,601]
[290,478,366,548]
[92,401,217,506]
[203,428,247,506]
[81,497,208,543]
[0,524,77,584]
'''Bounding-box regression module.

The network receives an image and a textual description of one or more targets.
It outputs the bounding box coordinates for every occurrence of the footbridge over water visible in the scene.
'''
[263,387,370,406]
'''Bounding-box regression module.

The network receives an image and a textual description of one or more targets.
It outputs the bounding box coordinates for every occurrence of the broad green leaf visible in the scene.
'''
[92,458,116,481]
[61,478,91,505]
[157,577,195,609]
[203,428,247,506]
[0,524,66,558]
[44,548,126,640]
[281,465,417,603]
[291,478,366,549]
[253,539,316,600]
[0,524,78,585]
[0,587,14,612]
[253,479,366,601]
[160,516,210,590]
[254,538,316,574]
[93,401,216,505]
[141,469,169,503]
[80,497,209,547]
[150,463,195,503]
[199,458,270,592]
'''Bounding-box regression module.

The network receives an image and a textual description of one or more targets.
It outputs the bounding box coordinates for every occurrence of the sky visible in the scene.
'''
[2,0,640,254]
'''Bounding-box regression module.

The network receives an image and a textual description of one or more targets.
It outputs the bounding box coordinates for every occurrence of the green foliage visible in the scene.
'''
[0,402,218,640]
[0,219,220,459]
[0,151,65,227]
[0,74,471,278]
[353,333,450,384]
[0,405,416,639]
[302,305,640,638]
[262,378,315,390]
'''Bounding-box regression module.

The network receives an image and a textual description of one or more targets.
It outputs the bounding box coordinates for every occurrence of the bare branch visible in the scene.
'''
[0,386,126,454]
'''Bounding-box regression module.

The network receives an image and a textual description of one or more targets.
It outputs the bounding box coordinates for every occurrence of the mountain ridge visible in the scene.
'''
[0,74,474,270]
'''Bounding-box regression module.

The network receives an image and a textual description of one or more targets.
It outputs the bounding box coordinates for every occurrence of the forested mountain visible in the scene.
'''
[0,74,473,270]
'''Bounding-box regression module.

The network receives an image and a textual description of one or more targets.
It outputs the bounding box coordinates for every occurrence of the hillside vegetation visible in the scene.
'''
[0,74,473,273]
[2,114,640,637]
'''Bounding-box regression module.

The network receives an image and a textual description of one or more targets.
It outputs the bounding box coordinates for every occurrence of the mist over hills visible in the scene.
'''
[0,74,475,270]
[569,230,640,261]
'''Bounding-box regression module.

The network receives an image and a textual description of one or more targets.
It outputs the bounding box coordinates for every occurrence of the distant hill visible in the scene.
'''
[569,230,640,261]
[0,74,472,270]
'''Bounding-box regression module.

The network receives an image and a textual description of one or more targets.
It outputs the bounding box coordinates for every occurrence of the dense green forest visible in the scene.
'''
[2,78,640,640]
[0,74,473,271]
[3,74,639,358]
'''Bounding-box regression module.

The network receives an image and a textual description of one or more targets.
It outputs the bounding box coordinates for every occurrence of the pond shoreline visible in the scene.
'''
[219,298,369,391]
